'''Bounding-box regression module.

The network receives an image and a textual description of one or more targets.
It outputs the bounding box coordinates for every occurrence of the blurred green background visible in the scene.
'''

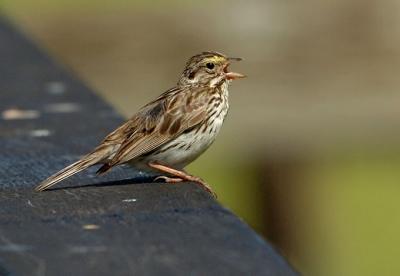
[2,0,400,275]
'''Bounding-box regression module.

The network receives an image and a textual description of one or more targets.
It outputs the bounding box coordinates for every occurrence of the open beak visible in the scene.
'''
[224,57,246,80]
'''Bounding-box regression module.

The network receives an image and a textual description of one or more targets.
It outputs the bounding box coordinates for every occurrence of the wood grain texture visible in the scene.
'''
[0,17,297,276]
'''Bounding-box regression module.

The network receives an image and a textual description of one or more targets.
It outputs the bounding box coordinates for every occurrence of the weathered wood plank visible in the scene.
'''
[0,17,297,276]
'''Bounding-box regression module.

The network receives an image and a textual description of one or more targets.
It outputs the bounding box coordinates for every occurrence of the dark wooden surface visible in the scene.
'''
[0,17,298,276]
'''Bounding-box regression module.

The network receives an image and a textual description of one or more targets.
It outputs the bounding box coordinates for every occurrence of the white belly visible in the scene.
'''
[147,108,227,169]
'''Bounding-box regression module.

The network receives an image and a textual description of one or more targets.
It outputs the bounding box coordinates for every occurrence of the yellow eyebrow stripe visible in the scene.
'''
[206,56,226,63]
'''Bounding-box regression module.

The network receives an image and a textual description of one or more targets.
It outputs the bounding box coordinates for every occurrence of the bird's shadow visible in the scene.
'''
[49,175,161,192]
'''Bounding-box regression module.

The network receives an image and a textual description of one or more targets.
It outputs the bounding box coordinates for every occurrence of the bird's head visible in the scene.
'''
[178,51,245,87]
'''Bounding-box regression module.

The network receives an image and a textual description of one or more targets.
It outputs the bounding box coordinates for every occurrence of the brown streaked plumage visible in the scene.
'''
[35,51,245,196]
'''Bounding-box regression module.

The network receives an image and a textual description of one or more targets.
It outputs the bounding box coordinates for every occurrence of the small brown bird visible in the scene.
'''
[35,51,245,196]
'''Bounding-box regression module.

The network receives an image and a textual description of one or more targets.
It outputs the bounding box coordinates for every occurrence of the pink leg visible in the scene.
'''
[148,162,217,198]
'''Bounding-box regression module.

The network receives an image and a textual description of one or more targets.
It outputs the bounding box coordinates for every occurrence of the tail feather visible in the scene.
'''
[35,152,106,192]
[96,163,112,175]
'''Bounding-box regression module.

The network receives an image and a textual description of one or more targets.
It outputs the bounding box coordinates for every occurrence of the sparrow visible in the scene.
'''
[35,51,245,197]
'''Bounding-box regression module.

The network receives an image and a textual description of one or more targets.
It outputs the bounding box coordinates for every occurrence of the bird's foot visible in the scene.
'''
[149,162,217,198]
[180,175,217,198]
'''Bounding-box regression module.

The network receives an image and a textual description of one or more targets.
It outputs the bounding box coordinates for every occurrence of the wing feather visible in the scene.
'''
[106,86,209,167]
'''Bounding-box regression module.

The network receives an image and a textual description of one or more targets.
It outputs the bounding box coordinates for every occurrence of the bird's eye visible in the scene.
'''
[206,62,215,70]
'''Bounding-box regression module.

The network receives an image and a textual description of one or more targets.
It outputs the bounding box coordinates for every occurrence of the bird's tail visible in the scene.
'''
[35,148,110,192]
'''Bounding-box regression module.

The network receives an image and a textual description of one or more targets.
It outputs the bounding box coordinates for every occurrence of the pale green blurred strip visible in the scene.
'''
[297,151,400,276]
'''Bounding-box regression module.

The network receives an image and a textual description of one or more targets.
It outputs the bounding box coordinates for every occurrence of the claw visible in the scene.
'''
[190,177,218,198]
[148,162,218,198]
